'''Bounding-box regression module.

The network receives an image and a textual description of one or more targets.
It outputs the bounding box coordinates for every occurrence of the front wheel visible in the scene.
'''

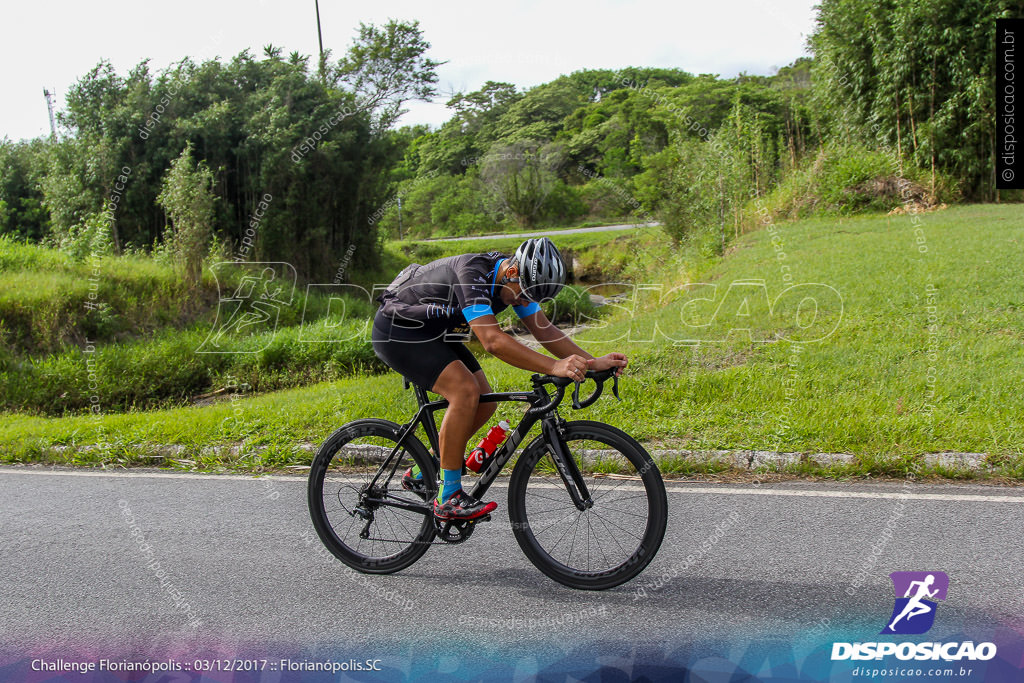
[508,420,668,590]
[307,419,437,574]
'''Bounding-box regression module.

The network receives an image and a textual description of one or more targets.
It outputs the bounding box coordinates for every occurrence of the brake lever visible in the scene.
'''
[611,372,621,401]
[571,380,583,409]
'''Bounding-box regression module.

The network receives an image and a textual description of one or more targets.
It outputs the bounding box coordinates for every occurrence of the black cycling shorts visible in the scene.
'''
[371,312,482,391]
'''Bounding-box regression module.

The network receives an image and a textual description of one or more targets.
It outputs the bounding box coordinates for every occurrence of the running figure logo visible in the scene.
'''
[198,262,296,353]
[881,571,949,635]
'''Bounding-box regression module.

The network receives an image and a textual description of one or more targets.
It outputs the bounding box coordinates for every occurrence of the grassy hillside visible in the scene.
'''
[0,226,645,415]
[0,238,384,414]
[0,240,198,354]
[1,205,1022,477]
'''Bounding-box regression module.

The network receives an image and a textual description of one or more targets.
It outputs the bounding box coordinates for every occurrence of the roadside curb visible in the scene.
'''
[646,449,991,471]
[41,443,993,471]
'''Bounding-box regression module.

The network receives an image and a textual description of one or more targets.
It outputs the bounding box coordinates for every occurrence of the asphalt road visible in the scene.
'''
[2,467,1022,672]
[424,221,658,242]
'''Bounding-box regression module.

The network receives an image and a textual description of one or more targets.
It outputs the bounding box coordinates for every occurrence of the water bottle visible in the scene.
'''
[465,420,510,472]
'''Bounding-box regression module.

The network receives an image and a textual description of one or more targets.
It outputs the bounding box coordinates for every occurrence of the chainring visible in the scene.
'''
[432,514,491,544]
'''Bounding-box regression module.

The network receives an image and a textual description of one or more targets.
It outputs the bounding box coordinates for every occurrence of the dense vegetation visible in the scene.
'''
[1,2,1021,442]
[811,0,1014,199]
[0,20,439,282]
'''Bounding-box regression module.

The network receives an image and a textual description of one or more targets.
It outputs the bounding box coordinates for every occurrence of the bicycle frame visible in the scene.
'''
[363,378,594,513]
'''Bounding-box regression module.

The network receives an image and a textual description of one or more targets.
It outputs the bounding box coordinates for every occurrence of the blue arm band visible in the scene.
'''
[462,304,494,322]
[513,301,541,318]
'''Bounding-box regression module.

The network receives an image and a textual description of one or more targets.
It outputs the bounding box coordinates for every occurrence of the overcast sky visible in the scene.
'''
[1,0,817,142]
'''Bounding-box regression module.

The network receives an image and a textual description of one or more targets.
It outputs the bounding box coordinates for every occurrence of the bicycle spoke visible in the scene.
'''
[593,511,633,559]
[546,509,582,556]
[585,513,592,571]
[586,510,644,540]
[524,503,578,516]
[529,508,581,538]
[588,513,613,568]
[591,485,648,506]
[563,511,584,565]
[591,504,651,519]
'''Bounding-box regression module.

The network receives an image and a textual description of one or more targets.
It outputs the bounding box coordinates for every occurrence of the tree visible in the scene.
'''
[0,139,50,240]
[157,143,216,286]
[334,19,443,132]
[480,140,565,228]
[29,32,432,280]
[811,0,1014,198]
[447,81,521,122]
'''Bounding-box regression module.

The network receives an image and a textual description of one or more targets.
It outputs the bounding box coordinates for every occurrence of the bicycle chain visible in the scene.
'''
[356,537,454,546]
[358,520,485,546]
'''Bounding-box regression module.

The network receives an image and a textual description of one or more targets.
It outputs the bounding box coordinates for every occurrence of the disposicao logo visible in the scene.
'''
[882,571,948,635]
[831,571,997,663]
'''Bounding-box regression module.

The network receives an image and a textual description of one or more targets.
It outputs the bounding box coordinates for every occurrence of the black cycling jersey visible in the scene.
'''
[375,251,540,341]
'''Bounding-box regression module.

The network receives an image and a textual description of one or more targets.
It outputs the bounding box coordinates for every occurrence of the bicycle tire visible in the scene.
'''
[307,418,437,573]
[508,420,667,590]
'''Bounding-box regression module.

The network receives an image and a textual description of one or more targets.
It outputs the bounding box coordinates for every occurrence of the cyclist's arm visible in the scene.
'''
[520,310,593,361]
[469,314,589,378]
[469,315,558,373]
[522,309,628,376]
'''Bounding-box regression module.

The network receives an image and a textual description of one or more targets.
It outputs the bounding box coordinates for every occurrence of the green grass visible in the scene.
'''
[387,223,669,285]
[389,224,661,262]
[0,237,217,352]
[2,205,1023,478]
[747,143,960,224]
[416,217,653,238]
[0,235,388,413]
[574,204,1024,464]
[0,317,384,415]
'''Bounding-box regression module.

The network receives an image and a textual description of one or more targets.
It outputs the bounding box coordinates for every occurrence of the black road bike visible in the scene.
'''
[307,368,667,590]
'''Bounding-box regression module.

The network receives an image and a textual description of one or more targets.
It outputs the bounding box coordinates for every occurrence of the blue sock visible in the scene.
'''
[410,464,423,480]
[438,468,461,503]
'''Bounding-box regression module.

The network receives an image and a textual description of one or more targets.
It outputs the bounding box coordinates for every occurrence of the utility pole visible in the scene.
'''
[395,196,403,241]
[397,196,404,240]
[43,88,57,140]
[314,0,325,82]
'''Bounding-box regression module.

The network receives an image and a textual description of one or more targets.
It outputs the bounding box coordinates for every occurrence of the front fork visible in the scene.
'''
[541,417,593,511]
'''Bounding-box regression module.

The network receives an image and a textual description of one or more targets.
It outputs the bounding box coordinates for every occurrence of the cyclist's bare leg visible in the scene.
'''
[471,369,496,431]
[431,361,481,472]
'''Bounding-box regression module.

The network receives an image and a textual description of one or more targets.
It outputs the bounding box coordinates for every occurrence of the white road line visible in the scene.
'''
[661,485,1024,503]
[0,467,302,482]
[1,468,1022,502]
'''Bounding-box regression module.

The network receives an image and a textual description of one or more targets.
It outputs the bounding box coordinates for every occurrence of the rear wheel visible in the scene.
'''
[307,419,437,573]
[508,420,667,590]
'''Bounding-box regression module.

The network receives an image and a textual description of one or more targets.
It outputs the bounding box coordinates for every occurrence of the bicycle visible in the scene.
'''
[306,368,667,590]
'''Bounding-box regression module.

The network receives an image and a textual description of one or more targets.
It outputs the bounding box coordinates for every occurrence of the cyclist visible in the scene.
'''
[371,237,628,522]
